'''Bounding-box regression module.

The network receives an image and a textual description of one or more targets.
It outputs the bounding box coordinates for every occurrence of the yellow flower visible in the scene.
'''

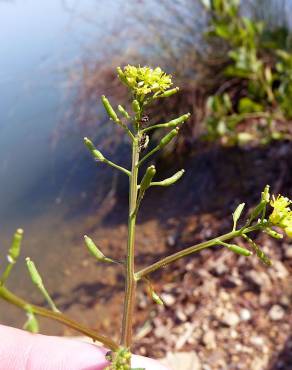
[269,195,292,238]
[117,65,173,98]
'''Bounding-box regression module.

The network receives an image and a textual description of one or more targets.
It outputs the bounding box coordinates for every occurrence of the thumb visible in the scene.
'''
[0,325,170,370]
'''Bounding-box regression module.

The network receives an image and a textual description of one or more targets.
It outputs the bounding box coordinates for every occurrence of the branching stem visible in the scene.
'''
[135,224,261,280]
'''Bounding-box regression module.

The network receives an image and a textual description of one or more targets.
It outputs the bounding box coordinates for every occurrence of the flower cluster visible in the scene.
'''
[117,65,172,99]
[269,195,292,237]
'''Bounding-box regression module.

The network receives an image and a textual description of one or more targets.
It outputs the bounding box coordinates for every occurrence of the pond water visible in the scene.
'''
[0,0,134,329]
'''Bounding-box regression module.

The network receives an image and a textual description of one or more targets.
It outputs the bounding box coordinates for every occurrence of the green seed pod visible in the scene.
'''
[159,128,179,148]
[26,258,43,287]
[227,244,252,256]
[243,235,272,266]
[151,290,164,305]
[84,137,105,162]
[265,227,283,239]
[158,87,179,98]
[164,113,191,128]
[8,228,23,263]
[118,105,130,119]
[132,99,140,114]
[84,235,112,262]
[140,165,156,193]
[101,95,119,123]
[151,169,185,187]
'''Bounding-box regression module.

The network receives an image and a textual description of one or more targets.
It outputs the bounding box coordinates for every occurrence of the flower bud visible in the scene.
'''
[116,67,127,85]
[159,128,179,148]
[151,169,185,187]
[7,228,23,263]
[101,95,119,122]
[132,100,140,114]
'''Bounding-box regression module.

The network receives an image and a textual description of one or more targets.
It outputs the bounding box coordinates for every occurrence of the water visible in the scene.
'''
[0,0,132,330]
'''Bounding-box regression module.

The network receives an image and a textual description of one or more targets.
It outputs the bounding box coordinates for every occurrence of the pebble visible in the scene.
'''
[202,330,216,350]
[268,305,285,321]
[221,311,240,327]
[160,293,176,307]
[161,351,202,370]
[239,308,252,321]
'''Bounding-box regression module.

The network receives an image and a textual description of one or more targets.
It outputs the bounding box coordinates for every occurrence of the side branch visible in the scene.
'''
[103,158,131,177]
[0,286,119,351]
[135,226,260,280]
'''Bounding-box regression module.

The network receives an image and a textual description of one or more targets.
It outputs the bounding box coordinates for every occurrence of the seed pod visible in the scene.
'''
[151,169,185,187]
[158,87,179,98]
[118,105,130,119]
[140,166,156,193]
[101,95,119,123]
[84,235,113,263]
[164,113,191,128]
[159,128,179,148]
[151,290,164,305]
[243,235,272,266]
[132,100,140,114]
[227,244,252,256]
[84,137,105,162]
[26,258,43,287]
[8,228,23,263]
[265,227,283,239]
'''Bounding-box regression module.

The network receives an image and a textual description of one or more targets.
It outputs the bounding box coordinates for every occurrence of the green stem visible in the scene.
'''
[102,158,131,177]
[120,137,139,348]
[135,225,260,280]
[0,285,119,351]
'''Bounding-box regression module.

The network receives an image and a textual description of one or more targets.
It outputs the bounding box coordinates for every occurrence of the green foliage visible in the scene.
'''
[201,0,292,145]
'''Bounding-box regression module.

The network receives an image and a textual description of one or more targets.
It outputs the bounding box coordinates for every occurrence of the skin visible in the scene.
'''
[0,325,170,370]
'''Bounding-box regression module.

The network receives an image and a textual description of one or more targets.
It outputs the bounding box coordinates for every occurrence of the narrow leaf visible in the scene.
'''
[232,203,245,230]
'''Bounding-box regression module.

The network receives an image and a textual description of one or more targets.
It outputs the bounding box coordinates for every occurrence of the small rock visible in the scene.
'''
[161,351,201,370]
[221,311,240,327]
[284,244,292,259]
[250,336,265,348]
[269,305,285,321]
[271,261,289,279]
[245,270,271,289]
[160,293,176,307]
[239,308,252,321]
[176,309,187,322]
[202,330,216,350]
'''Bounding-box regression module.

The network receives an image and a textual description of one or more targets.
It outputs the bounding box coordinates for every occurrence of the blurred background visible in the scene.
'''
[0,1,291,369]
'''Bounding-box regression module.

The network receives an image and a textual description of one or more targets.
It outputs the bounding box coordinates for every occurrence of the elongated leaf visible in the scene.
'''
[232,203,245,230]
